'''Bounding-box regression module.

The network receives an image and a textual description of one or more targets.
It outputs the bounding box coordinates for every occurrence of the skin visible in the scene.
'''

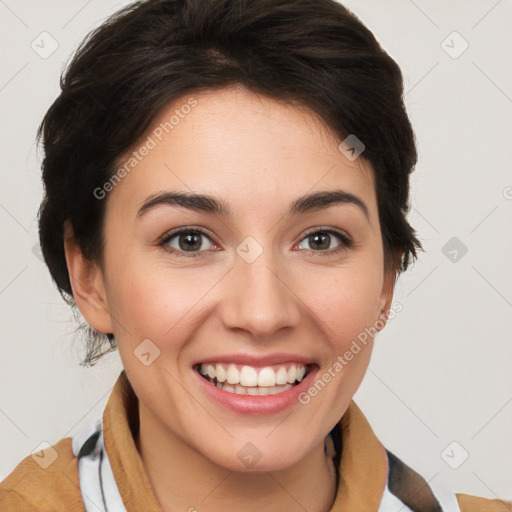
[64,84,400,512]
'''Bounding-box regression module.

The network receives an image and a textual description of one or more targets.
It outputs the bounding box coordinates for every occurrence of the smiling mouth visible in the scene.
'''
[194,362,312,396]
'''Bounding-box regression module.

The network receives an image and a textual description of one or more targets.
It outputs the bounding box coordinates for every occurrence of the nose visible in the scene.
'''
[219,245,302,340]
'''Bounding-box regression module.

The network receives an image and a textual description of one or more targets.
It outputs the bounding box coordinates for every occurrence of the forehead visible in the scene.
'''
[107,85,377,221]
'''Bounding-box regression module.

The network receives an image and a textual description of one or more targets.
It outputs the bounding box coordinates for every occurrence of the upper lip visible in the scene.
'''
[193,353,316,368]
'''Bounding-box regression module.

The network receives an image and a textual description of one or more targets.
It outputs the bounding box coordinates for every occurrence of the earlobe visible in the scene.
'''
[63,221,114,335]
[376,250,402,331]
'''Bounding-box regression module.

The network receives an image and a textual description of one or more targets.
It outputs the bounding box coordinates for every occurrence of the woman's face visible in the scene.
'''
[85,85,396,472]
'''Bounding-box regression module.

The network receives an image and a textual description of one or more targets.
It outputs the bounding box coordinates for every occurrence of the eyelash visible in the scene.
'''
[158,226,352,258]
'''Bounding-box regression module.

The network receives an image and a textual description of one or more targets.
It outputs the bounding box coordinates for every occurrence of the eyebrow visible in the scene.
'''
[137,189,370,221]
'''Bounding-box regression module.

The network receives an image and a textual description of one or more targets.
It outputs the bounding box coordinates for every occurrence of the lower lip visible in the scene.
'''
[193,365,319,415]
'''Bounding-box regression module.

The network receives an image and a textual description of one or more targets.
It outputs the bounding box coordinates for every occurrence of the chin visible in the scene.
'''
[198,436,312,474]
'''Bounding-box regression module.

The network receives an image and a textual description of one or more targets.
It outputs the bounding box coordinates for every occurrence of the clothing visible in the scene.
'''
[1,370,510,512]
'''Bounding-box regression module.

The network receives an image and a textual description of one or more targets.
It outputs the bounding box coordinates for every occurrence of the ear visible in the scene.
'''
[375,250,402,332]
[63,220,114,335]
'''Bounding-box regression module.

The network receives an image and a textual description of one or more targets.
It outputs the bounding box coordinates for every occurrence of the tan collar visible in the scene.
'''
[104,371,388,512]
[329,400,389,511]
[102,371,162,511]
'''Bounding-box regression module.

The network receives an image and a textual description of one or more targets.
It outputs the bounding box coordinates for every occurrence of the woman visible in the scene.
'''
[1,0,510,510]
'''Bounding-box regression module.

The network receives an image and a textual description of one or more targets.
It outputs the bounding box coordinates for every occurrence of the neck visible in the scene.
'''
[135,402,338,512]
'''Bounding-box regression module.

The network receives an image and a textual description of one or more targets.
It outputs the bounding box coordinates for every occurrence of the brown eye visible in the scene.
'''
[296,229,351,254]
[160,228,215,257]
[176,231,203,251]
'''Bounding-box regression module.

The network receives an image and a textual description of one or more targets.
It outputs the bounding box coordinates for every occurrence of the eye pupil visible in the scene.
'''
[310,232,330,250]
[179,232,202,251]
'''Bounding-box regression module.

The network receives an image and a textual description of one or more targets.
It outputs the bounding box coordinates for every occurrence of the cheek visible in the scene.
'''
[104,252,225,348]
[305,264,384,349]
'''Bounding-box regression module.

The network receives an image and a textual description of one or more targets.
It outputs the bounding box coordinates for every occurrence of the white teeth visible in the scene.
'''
[287,366,297,384]
[258,386,269,396]
[275,367,288,385]
[258,367,276,387]
[226,364,240,384]
[220,383,293,396]
[215,363,227,382]
[234,384,247,395]
[198,362,310,390]
[207,365,216,379]
[240,366,258,386]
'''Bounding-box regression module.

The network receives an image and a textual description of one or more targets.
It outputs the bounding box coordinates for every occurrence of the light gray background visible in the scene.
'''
[1,0,511,501]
